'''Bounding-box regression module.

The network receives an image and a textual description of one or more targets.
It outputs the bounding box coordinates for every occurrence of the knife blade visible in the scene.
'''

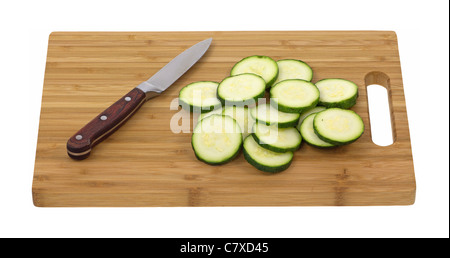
[67,38,213,160]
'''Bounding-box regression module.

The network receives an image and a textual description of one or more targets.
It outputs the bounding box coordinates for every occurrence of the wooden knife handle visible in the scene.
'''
[67,88,147,160]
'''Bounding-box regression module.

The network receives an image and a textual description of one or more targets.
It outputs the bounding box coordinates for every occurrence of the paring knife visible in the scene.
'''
[67,38,213,160]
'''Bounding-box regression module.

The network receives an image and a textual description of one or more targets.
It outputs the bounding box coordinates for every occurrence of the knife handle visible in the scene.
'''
[67,88,147,160]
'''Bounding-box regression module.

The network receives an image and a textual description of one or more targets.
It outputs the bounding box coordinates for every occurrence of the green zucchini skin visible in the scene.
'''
[178,99,221,113]
[274,99,319,114]
[315,78,359,109]
[197,107,223,123]
[243,136,293,173]
[272,95,320,114]
[243,148,293,173]
[251,133,300,153]
[313,131,360,146]
[319,94,358,109]
[230,55,279,88]
[313,108,365,145]
[191,136,242,165]
[251,123,302,153]
[217,90,265,107]
[250,104,300,128]
[254,118,299,128]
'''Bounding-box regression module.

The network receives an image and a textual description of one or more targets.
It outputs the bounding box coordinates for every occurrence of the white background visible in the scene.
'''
[0,0,448,238]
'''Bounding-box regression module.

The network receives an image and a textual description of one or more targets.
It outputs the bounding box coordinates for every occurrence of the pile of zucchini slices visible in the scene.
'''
[179,55,364,173]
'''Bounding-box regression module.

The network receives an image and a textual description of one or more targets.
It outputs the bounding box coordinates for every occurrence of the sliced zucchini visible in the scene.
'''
[313,108,364,145]
[296,106,326,130]
[217,73,266,105]
[243,135,294,173]
[230,55,279,88]
[270,79,320,113]
[197,107,223,122]
[299,113,335,148]
[192,115,242,165]
[178,81,221,113]
[250,103,300,128]
[273,59,313,85]
[316,78,358,109]
[222,106,255,139]
[252,123,302,153]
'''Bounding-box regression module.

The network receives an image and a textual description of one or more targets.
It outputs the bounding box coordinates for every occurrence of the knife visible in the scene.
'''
[67,38,213,160]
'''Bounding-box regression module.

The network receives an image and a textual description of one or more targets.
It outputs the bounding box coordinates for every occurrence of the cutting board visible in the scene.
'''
[32,31,416,207]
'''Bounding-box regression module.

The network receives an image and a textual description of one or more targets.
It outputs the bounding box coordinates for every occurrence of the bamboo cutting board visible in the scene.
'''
[32,31,416,207]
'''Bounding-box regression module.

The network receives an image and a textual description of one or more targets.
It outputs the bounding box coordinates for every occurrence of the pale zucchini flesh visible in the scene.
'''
[192,115,242,165]
[197,107,223,123]
[273,59,313,85]
[252,123,302,153]
[230,55,279,88]
[313,108,364,145]
[316,78,358,109]
[270,79,320,113]
[243,135,294,173]
[296,106,327,130]
[217,73,266,105]
[299,113,335,148]
[178,81,221,113]
[222,106,255,139]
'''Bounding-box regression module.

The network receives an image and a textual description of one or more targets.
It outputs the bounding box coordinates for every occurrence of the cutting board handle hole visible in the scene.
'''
[365,72,396,146]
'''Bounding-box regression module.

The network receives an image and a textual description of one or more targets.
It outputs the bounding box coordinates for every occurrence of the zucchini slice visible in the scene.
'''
[270,79,320,113]
[192,115,242,165]
[250,103,300,128]
[299,113,335,148]
[252,123,302,153]
[273,59,313,85]
[179,81,221,113]
[222,106,255,139]
[296,106,326,129]
[313,108,364,145]
[230,55,279,88]
[217,73,266,105]
[315,78,358,109]
[243,135,294,173]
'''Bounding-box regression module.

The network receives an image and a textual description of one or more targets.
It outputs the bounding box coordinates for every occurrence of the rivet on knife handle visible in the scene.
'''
[67,88,147,160]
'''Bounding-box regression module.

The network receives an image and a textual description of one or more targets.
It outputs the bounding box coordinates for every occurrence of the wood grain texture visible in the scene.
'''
[32,31,416,207]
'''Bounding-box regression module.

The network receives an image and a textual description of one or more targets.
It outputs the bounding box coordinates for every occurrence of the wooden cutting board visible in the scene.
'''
[32,31,416,207]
